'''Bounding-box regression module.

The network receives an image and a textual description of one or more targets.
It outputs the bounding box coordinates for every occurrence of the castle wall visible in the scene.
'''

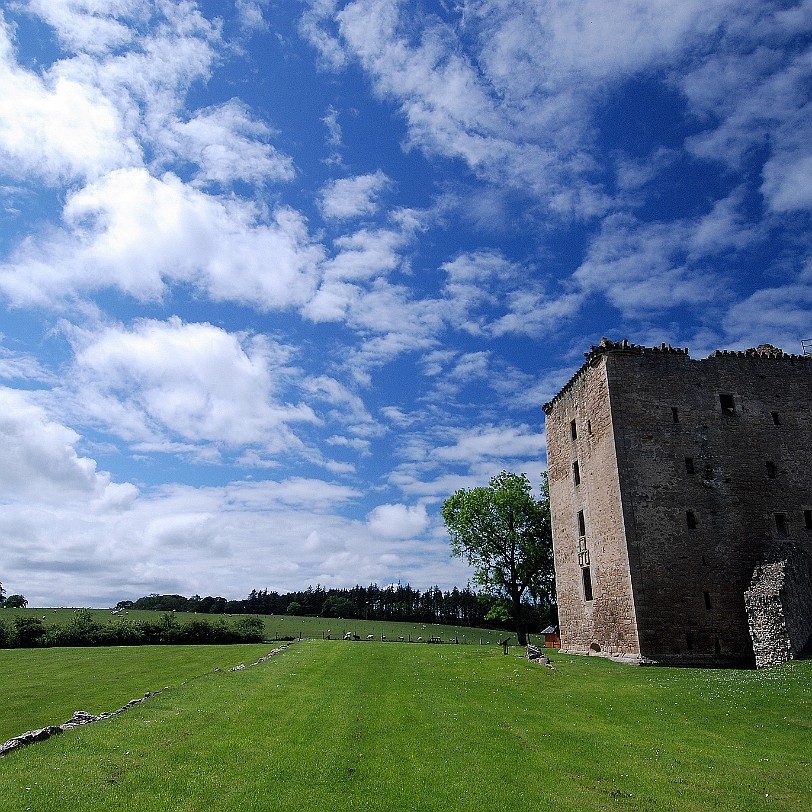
[545,341,812,666]
[545,354,641,659]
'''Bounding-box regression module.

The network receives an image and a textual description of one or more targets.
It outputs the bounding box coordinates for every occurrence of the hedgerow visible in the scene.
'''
[0,611,265,648]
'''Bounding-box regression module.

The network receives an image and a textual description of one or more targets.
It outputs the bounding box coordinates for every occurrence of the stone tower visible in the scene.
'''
[543,339,812,666]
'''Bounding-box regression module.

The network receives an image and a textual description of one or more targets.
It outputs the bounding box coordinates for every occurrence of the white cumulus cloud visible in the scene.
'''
[60,318,319,454]
[0,168,323,309]
[367,502,429,539]
[319,170,390,219]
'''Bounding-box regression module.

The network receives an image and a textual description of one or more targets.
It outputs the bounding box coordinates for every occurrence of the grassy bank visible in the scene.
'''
[0,642,809,811]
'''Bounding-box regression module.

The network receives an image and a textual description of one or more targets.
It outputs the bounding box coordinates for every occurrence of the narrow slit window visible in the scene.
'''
[805,510,812,530]
[577,509,586,537]
[703,591,712,610]
[771,411,781,426]
[671,407,679,423]
[685,457,695,475]
[686,510,697,529]
[775,513,788,538]
[719,393,735,414]
[572,460,581,486]
[766,461,777,479]
[582,567,593,602]
[587,420,592,435]
[570,419,578,441]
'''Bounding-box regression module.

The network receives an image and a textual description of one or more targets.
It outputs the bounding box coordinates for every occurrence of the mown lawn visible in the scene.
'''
[0,642,809,812]
[0,644,272,741]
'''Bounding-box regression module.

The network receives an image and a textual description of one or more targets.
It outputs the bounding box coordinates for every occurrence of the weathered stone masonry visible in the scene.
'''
[543,339,812,666]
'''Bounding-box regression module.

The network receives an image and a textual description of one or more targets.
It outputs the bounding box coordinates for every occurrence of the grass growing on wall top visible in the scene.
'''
[0,643,809,811]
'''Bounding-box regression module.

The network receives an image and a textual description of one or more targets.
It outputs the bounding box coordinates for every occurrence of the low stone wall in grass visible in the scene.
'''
[0,699,155,756]
[0,644,291,757]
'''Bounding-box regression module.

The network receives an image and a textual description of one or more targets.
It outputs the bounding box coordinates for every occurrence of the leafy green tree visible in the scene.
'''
[484,600,512,625]
[321,594,357,618]
[232,616,265,642]
[442,471,554,646]
[0,581,5,606]
[4,594,27,608]
[13,616,46,647]
[48,609,102,646]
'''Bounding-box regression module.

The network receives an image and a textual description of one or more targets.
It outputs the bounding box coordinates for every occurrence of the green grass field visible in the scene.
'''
[0,644,274,742]
[0,641,809,811]
[1,607,509,645]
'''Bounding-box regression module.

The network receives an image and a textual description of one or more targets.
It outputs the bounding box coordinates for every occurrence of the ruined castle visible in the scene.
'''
[543,339,812,667]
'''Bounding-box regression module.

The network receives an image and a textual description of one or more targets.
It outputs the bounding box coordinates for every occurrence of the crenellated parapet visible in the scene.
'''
[544,338,809,414]
[709,343,806,360]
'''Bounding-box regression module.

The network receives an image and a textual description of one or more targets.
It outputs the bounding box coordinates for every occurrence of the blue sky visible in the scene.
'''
[1,0,810,607]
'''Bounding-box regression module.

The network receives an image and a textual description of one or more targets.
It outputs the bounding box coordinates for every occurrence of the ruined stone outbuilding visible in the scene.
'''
[745,541,812,667]
[543,339,812,667]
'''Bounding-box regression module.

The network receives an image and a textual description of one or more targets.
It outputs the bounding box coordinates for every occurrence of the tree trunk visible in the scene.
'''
[509,589,527,646]
[516,622,528,646]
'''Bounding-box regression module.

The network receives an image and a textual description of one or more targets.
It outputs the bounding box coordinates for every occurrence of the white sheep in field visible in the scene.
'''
[367,634,374,640]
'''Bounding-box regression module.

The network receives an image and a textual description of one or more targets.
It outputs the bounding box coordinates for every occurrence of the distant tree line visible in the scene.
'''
[0,609,265,649]
[118,583,556,632]
[0,581,28,608]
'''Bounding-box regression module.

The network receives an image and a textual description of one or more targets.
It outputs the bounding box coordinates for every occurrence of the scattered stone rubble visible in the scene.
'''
[0,643,292,757]
[526,643,557,670]
[227,644,289,671]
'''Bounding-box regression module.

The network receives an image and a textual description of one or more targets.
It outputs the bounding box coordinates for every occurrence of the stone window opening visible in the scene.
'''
[766,460,777,479]
[582,567,593,602]
[703,591,712,610]
[577,509,586,537]
[771,411,781,426]
[587,419,592,435]
[570,419,577,441]
[804,509,812,530]
[577,535,589,567]
[572,460,581,486]
[719,393,736,414]
[685,457,695,475]
[671,407,679,423]
[775,513,788,538]
[686,510,697,529]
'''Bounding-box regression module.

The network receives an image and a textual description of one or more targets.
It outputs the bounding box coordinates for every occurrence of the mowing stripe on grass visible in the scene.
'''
[0,643,809,812]
[0,643,277,742]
